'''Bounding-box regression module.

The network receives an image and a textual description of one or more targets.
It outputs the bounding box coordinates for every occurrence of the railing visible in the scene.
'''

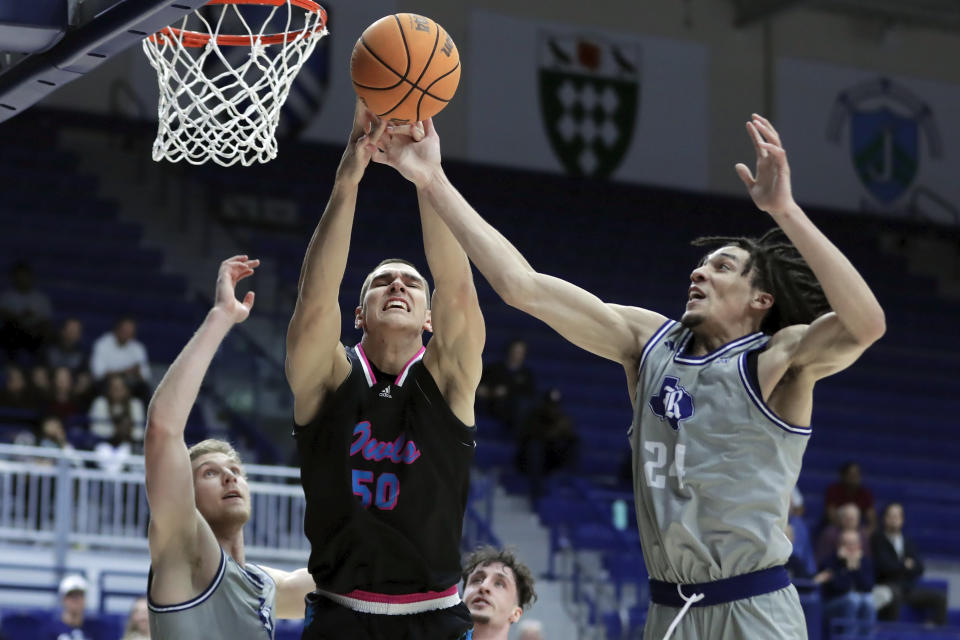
[0,443,309,566]
[0,443,498,566]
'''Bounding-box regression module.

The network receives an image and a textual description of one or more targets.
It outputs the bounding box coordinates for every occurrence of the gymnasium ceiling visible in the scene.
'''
[731,0,960,31]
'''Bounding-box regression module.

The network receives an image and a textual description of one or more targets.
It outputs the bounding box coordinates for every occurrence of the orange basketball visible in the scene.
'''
[350,14,461,124]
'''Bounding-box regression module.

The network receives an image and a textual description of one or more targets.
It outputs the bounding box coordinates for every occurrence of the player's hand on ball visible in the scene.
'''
[214,255,258,323]
[337,98,388,185]
[374,118,441,189]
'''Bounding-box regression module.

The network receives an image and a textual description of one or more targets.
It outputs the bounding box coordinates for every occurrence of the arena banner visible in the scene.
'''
[776,58,959,226]
[466,10,709,190]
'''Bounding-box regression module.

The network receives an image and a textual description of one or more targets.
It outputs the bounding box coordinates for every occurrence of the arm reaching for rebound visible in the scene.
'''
[736,114,885,383]
[145,256,257,600]
[286,99,387,425]
[373,119,666,375]
[417,170,485,426]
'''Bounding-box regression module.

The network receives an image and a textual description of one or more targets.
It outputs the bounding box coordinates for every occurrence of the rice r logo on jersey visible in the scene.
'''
[649,376,694,430]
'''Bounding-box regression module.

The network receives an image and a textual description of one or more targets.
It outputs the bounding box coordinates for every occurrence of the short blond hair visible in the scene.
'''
[188,439,243,467]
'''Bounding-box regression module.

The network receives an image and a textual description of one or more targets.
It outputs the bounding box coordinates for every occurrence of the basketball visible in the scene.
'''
[350,13,461,124]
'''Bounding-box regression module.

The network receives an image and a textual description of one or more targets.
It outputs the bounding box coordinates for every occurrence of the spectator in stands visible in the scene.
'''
[815,530,876,638]
[29,364,53,406]
[786,487,816,580]
[45,318,88,374]
[47,366,82,424]
[462,546,537,640]
[816,502,869,565]
[88,374,145,446]
[89,374,145,473]
[515,387,579,506]
[90,315,150,400]
[872,502,947,626]
[517,619,545,640]
[0,365,41,412]
[37,415,72,451]
[477,339,537,432]
[0,261,53,362]
[73,370,96,412]
[120,596,150,640]
[824,461,876,533]
[41,574,97,640]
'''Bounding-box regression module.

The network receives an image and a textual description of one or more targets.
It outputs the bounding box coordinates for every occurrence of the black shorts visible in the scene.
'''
[301,591,474,640]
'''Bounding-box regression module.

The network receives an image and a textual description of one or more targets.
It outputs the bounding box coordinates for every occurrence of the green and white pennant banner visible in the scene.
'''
[467,10,708,191]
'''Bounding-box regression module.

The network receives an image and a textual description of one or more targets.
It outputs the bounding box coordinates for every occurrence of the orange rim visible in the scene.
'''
[149,0,327,48]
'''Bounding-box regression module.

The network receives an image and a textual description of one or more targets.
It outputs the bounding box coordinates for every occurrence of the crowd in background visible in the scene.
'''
[0,262,151,471]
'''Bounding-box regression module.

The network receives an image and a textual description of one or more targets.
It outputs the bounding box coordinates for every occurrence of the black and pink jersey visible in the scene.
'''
[294,343,476,597]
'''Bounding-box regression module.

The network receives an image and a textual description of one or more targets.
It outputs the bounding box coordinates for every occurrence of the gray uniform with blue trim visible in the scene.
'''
[148,548,277,640]
[631,321,808,639]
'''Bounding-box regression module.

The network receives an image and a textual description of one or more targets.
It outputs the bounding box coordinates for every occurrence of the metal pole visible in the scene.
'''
[53,452,73,578]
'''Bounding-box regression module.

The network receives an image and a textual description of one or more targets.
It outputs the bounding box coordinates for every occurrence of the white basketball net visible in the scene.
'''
[142,1,328,166]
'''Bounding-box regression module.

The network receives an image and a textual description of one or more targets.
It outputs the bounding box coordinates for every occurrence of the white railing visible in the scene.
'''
[0,443,309,563]
[0,443,498,568]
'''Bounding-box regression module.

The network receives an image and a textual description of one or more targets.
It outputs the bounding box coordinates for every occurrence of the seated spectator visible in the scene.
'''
[872,502,947,626]
[40,575,97,640]
[0,365,44,415]
[0,261,53,362]
[73,370,97,412]
[90,315,151,400]
[824,461,876,533]
[515,388,579,505]
[29,364,53,406]
[815,530,876,638]
[46,366,82,423]
[88,374,145,443]
[88,375,145,469]
[120,596,149,640]
[816,502,870,566]
[477,339,537,431]
[45,317,88,374]
[37,415,73,451]
[787,487,816,580]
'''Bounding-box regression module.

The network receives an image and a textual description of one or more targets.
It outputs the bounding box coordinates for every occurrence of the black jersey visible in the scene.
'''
[295,343,477,596]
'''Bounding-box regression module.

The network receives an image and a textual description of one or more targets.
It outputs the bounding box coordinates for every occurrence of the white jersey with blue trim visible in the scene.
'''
[148,548,277,640]
[630,320,810,584]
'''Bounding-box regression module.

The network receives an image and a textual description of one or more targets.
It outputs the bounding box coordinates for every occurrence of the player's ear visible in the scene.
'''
[422,309,432,334]
[508,606,522,624]
[751,291,773,311]
[355,305,364,329]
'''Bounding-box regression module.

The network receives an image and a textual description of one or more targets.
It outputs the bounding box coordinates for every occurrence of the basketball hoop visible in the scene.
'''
[142,0,328,166]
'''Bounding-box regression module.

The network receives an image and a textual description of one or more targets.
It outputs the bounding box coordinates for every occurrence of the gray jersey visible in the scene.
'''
[148,548,277,640]
[631,321,810,584]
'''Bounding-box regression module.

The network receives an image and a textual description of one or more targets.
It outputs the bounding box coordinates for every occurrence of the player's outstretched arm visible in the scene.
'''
[736,114,886,379]
[145,257,257,560]
[286,99,387,423]
[374,119,665,367]
[260,567,315,619]
[416,161,485,425]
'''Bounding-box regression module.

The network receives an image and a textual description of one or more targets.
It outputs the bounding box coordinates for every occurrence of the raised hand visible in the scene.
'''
[373,117,441,189]
[735,114,795,217]
[214,255,259,323]
[337,98,388,186]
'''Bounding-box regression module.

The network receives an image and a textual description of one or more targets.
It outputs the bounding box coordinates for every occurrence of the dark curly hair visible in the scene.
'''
[462,545,537,610]
[692,228,830,334]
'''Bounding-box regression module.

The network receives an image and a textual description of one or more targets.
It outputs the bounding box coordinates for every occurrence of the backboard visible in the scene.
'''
[0,0,208,123]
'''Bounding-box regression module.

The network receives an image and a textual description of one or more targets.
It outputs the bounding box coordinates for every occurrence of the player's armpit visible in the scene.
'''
[782,312,870,381]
